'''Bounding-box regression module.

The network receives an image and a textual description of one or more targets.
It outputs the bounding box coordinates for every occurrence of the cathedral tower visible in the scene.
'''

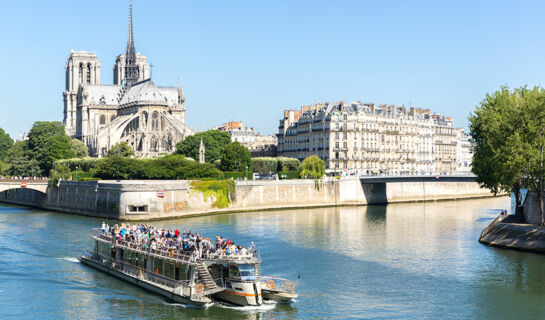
[63,50,101,136]
[124,2,139,87]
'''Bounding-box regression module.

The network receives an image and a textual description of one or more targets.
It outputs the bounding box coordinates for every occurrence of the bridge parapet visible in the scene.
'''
[359,175,476,184]
[0,180,49,194]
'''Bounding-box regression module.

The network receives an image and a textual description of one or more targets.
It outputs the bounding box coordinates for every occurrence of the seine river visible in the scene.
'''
[2,196,545,319]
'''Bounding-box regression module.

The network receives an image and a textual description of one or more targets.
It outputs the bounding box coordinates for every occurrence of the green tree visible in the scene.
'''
[175,130,231,163]
[0,160,8,175]
[3,140,28,164]
[27,121,65,155]
[40,135,76,174]
[220,141,251,172]
[94,156,141,180]
[6,157,40,177]
[0,127,13,160]
[71,139,89,158]
[470,86,545,224]
[107,141,135,157]
[24,121,75,175]
[300,155,325,179]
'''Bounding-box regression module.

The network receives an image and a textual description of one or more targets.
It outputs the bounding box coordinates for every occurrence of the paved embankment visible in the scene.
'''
[479,215,545,253]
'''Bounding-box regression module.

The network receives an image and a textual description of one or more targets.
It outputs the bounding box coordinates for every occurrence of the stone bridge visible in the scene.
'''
[359,174,476,183]
[0,180,49,194]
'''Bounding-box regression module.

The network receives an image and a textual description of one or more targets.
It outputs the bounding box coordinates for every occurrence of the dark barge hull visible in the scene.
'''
[80,256,210,306]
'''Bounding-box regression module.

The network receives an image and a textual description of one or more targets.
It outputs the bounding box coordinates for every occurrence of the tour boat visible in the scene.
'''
[80,228,297,306]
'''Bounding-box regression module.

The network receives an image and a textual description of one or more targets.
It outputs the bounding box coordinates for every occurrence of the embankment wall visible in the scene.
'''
[0,178,495,220]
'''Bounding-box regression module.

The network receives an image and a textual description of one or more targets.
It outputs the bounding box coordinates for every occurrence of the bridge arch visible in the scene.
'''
[0,182,48,194]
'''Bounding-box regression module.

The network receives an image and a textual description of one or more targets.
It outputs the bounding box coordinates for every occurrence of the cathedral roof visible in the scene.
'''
[120,78,177,106]
[85,85,122,105]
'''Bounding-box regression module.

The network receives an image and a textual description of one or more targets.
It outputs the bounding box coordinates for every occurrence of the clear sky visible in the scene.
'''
[1,0,544,139]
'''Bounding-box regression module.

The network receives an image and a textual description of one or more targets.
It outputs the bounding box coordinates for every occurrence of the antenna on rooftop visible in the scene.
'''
[149,63,154,79]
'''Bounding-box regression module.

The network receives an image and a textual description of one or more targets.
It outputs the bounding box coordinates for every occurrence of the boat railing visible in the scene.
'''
[205,249,261,263]
[91,229,261,264]
[84,251,192,294]
[260,275,297,293]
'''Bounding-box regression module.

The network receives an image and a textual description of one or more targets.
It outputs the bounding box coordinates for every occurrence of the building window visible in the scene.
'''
[335,132,339,139]
[87,64,91,84]
[335,142,339,149]
[79,63,83,83]
[335,123,339,130]
[343,132,347,139]
[343,114,347,121]
[99,115,106,125]
[152,111,159,130]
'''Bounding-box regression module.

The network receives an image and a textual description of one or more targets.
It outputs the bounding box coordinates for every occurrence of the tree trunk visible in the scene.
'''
[541,190,545,226]
[539,145,545,226]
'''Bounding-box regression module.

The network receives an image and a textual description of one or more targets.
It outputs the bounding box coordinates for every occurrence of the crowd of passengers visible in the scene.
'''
[101,222,256,262]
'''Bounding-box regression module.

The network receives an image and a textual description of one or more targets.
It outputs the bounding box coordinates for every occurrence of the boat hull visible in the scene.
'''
[213,281,262,306]
[81,256,210,306]
[262,290,298,302]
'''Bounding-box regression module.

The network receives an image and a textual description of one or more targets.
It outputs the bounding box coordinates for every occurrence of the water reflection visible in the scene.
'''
[5,196,545,319]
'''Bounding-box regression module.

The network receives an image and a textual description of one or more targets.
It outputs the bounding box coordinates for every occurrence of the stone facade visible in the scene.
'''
[63,4,192,157]
[215,121,278,156]
[278,101,470,175]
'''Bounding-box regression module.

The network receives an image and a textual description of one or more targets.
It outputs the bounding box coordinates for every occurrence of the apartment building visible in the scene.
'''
[278,101,469,175]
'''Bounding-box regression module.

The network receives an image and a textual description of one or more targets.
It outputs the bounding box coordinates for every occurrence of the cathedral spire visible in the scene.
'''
[124,0,139,87]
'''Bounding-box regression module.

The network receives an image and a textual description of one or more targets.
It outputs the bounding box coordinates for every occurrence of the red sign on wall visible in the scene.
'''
[157,191,165,198]
[20,182,27,188]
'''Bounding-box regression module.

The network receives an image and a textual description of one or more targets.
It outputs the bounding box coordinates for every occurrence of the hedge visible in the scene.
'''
[93,155,220,180]
[221,171,253,180]
[251,157,277,174]
[278,170,299,180]
[55,157,101,172]
[277,157,300,172]
[251,157,300,174]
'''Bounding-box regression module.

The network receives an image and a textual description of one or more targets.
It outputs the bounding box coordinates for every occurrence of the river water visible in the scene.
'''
[2,196,545,319]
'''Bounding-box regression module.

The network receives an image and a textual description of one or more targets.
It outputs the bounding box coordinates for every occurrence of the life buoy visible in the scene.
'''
[169,250,174,258]
[155,268,159,274]
[266,280,275,289]
[196,283,204,293]
[138,269,143,278]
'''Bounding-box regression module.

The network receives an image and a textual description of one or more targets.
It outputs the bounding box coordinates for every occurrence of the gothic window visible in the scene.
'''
[150,136,158,151]
[99,115,106,125]
[79,63,83,83]
[110,115,115,123]
[87,64,91,84]
[151,112,159,130]
[142,111,148,127]
[161,136,170,151]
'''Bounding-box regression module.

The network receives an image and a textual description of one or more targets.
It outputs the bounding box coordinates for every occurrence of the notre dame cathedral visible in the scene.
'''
[63,3,193,158]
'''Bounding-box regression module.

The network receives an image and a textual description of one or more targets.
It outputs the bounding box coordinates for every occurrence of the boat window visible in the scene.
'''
[229,265,241,280]
[164,261,175,279]
[238,264,257,281]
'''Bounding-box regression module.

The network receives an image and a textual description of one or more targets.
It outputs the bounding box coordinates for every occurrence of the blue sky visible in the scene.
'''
[0,0,544,139]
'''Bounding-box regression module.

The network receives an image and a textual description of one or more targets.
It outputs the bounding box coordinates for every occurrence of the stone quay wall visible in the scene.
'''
[0,178,495,220]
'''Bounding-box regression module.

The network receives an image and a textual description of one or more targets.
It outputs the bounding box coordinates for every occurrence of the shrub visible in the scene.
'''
[93,154,220,180]
[251,157,277,174]
[55,157,102,172]
[190,180,235,208]
[278,170,299,180]
[277,157,300,172]
[221,171,253,180]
